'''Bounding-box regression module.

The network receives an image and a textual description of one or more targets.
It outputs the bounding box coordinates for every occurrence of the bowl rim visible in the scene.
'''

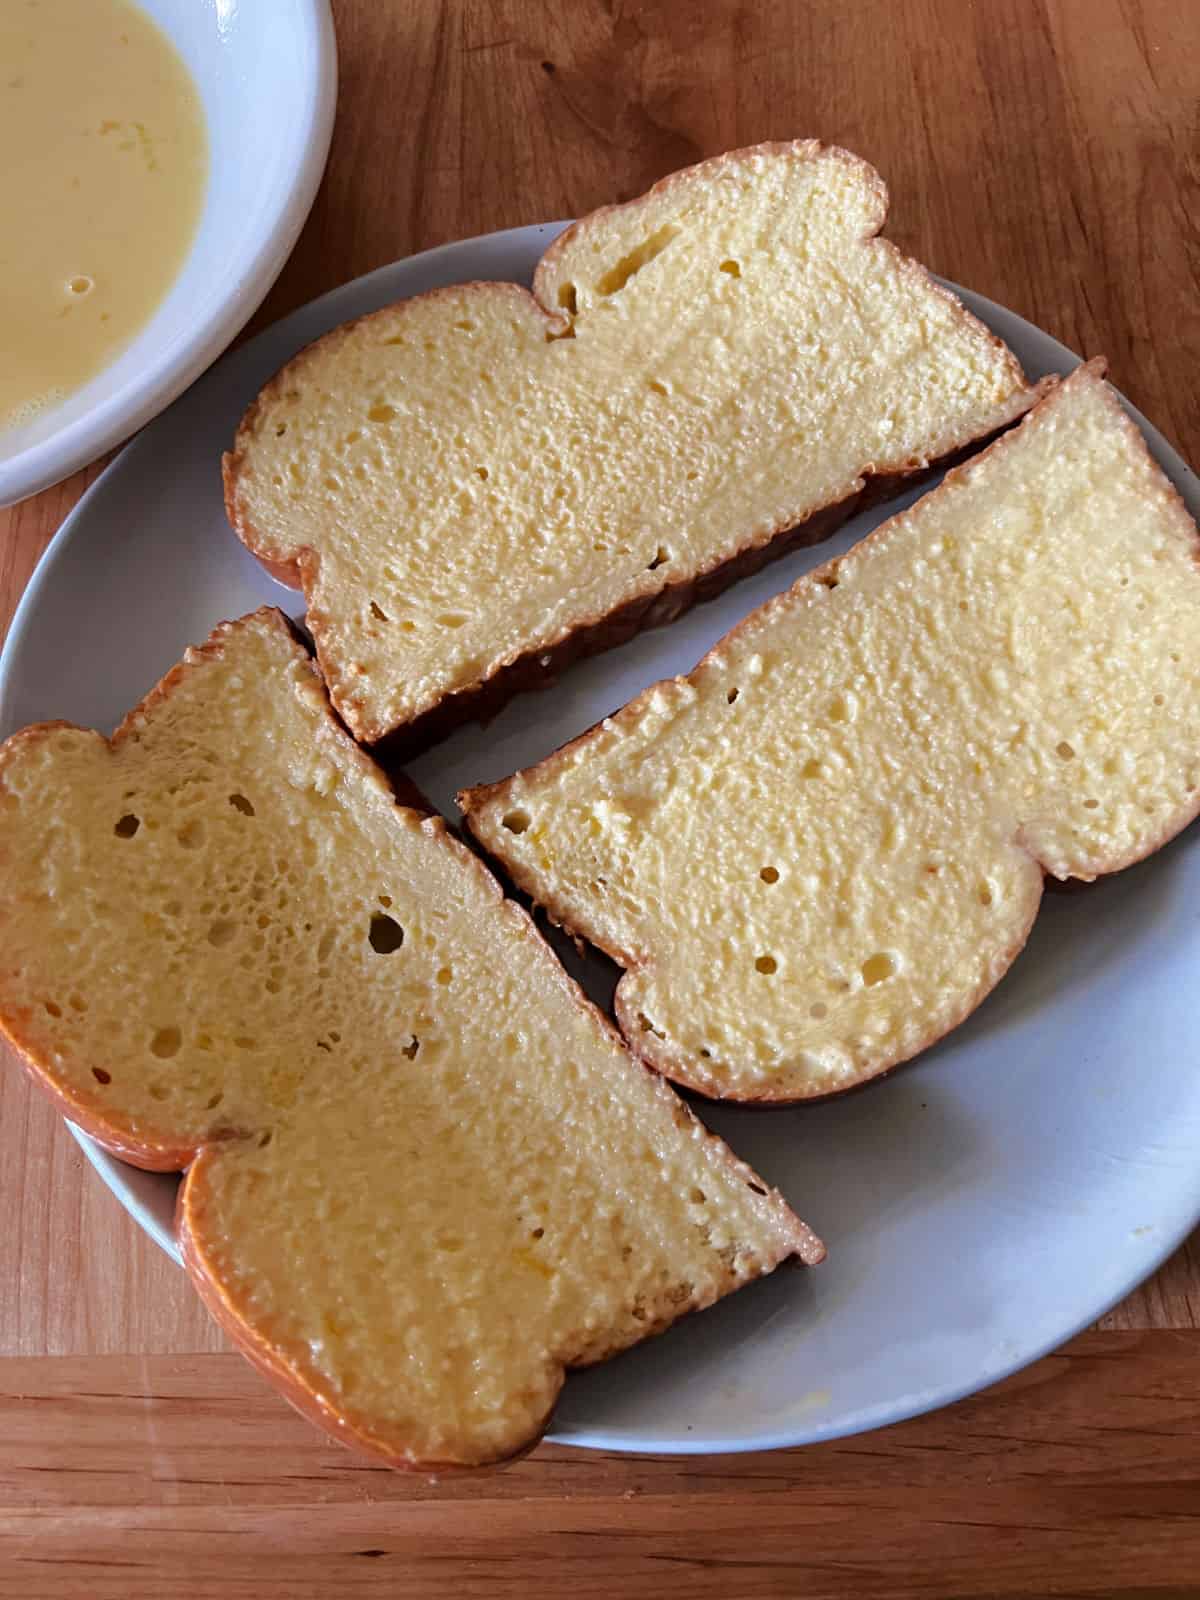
[0,0,338,508]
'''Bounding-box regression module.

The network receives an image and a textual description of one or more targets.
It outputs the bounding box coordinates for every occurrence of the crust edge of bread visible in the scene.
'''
[222,139,1046,750]
[460,360,1200,1106]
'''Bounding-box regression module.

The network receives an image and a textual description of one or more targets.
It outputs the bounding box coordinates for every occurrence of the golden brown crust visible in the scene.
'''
[224,140,1043,748]
[461,361,1200,1105]
[0,1003,202,1172]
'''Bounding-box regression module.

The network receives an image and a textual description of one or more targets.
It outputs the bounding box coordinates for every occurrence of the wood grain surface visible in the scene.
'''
[1,0,1198,1593]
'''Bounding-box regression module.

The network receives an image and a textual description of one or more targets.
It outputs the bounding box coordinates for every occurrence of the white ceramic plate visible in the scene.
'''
[3,226,1200,1457]
[0,0,337,505]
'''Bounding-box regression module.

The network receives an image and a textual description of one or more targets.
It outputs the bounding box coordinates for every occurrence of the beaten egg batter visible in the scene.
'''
[0,0,207,429]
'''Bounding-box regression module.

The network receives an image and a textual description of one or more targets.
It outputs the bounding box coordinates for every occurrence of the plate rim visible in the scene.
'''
[4,225,1199,1456]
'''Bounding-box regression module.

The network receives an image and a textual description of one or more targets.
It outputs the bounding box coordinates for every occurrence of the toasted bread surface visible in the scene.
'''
[225,141,1040,744]
[0,610,820,1466]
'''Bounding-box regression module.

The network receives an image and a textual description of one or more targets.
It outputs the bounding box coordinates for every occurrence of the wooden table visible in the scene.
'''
[3,2,1199,1593]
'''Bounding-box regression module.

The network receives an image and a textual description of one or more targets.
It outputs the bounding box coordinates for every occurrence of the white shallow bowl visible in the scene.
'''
[0,0,337,507]
[3,228,1200,1457]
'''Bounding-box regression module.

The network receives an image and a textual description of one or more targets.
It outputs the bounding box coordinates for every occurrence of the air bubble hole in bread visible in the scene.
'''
[462,365,1200,1103]
[224,140,1041,746]
[0,611,821,1467]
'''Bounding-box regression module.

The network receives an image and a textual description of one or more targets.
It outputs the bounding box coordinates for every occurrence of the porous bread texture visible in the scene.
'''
[0,610,821,1468]
[461,364,1200,1104]
[224,139,1042,746]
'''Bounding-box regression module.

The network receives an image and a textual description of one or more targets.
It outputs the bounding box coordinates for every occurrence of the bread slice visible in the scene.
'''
[461,364,1200,1104]
[0,610,821,1468]
[224,140,1043,749]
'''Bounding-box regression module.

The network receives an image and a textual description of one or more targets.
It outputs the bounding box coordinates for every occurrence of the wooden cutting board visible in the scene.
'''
[2,3,1198,1594]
